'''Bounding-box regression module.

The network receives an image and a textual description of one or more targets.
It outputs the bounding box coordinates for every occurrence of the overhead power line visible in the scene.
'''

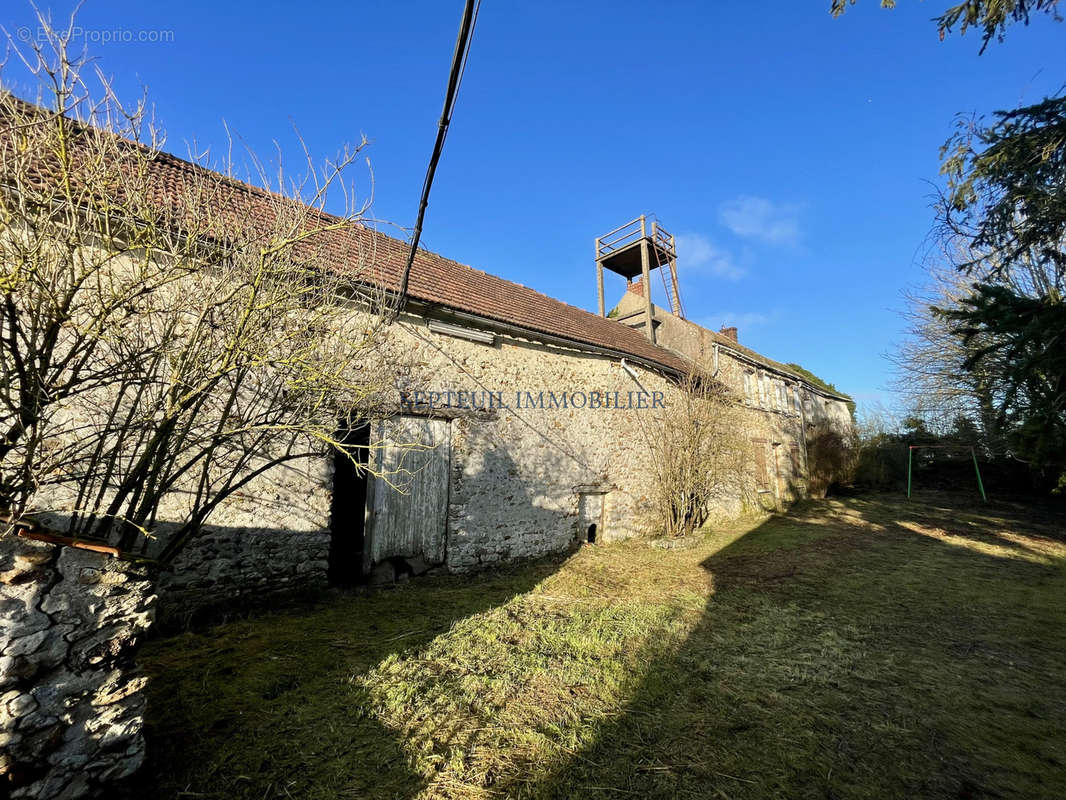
[392,0,481,319]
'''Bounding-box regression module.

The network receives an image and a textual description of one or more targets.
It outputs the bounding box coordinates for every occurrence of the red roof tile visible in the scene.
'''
[130,148,698,374]
[1,97,689,374]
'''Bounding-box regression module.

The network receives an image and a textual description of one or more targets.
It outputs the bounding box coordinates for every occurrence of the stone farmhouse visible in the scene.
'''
[135,149,853,614]
[0,114,852,614]
[2,126,852,798]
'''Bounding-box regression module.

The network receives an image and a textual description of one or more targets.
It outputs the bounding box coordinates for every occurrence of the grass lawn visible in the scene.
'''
[125,493,1066,799]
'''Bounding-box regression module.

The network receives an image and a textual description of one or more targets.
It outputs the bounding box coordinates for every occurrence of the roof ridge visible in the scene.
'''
[3,94,826,381]
[389,237,655,329]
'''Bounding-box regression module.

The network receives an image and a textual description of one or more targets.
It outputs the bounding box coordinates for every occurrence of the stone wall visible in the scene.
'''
[144,311,693,599]
[154,304,843,604]
[25,435,334,625]
[154,458,333,621]
[0,536,155,799]
[12,270,853,622]
[21,295,850,622]
[612,286,852,429]
[388,320,678,571]
[158,525,331,624]
[612,287,853,505]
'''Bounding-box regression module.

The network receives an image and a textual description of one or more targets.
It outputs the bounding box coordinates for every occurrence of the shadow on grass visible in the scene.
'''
[121,416,612,799]
[120,555,565,800]
[126,493,1066,800]
[516,493,1066,800]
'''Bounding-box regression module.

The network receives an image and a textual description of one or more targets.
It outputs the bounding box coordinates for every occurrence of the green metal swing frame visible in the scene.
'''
[906,444,987,502]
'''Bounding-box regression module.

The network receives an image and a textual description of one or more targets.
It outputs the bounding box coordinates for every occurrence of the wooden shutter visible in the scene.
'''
[752,439,769,490]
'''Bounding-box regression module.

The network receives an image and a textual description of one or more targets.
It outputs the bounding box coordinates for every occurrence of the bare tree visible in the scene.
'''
[892,253,1000,436]
[642,371,751,537]
[892,240,1061,451]
[0,12,398,563]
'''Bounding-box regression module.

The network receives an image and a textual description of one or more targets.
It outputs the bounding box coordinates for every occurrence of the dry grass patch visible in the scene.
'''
[126,494,1066,799]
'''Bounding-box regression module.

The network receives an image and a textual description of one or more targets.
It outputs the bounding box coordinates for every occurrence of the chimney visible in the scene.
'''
[626,278,645,297]
[719,325,738,343]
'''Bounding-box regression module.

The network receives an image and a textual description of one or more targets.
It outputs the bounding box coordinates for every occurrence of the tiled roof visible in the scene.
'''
[351,229,694,372]
[126,147,697,374]
[0,97,706,376]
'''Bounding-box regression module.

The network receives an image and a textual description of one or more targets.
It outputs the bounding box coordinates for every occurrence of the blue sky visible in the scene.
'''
[3,2,1063,410]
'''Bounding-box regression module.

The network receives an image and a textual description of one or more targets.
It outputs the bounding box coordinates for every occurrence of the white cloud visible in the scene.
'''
[674,233,744,280]
[718,195,801,246]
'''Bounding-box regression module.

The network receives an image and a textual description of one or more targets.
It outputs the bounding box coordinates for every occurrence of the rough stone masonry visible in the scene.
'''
[0,536,155,799]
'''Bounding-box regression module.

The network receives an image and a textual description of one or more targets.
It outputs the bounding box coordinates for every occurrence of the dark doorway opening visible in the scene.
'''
[587,523,597,544]
[328,421,370,586]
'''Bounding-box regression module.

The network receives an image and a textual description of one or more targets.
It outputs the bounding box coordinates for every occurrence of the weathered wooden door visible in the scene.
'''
[365,415,450,569]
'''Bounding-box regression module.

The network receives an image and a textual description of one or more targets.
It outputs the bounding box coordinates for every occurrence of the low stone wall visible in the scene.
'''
[158,525,330,622]
[148,459,333,622]
[0,536,156,799]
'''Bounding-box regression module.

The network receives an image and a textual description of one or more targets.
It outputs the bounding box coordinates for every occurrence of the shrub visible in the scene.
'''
[806,424,857,498]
